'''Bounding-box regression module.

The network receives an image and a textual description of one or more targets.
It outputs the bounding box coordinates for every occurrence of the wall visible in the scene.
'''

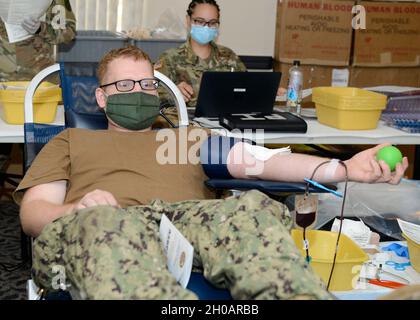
[143,0,277,56]
[69,0,277,56]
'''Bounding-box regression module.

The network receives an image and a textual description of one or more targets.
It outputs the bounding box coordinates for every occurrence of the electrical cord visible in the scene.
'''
[158,109,178,128]
[304,159,349,291]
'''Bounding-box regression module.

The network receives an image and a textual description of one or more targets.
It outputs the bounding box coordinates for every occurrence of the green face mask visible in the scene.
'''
[105,92,160,130]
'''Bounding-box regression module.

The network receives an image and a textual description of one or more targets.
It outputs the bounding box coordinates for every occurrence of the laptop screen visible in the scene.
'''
[194,71,281,118]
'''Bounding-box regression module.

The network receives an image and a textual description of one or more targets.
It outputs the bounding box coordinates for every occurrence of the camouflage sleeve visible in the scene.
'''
[218,44,247,72]
[233,53,247,72]
[38,0,76,45]
[237,56,247,72]
[154,50,179,104]
[154,51,177,84]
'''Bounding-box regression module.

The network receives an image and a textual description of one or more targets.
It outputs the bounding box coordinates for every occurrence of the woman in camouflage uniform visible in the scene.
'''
[154,0,247,109]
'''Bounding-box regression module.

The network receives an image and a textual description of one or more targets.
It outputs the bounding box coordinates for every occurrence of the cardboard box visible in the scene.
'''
[275,0,354,66]
[277,61,420,88]
[275,61,350,107]
[349,66,420,87]
[353,1,420,66]
[275,61,350,89]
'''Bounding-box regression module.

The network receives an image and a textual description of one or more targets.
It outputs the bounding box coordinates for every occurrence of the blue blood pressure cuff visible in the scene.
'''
[200,135,252,179]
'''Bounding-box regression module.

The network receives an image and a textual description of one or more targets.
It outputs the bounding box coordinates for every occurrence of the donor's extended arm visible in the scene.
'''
[200,136,408,185]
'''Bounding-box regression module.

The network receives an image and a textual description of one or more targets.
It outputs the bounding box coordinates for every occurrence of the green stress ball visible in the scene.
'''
[376,146,403,171]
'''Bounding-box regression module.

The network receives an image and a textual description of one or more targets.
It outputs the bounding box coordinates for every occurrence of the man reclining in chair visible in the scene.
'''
[14,46,408,300]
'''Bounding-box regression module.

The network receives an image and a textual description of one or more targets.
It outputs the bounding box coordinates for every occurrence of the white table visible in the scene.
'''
[2,106,419,145]
[207,118,420,145]
[0,105,65,143]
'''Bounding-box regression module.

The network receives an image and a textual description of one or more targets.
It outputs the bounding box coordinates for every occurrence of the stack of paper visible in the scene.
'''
[0,0,52,43]
[398,219,420,246]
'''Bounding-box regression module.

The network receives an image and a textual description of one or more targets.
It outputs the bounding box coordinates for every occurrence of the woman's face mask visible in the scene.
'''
[104,91,160,131]
[190,25,219,45]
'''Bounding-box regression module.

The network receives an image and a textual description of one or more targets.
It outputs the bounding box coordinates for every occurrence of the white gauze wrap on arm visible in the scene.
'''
[244,143,292,161]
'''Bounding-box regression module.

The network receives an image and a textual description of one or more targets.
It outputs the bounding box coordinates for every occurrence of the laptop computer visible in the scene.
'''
[194,71,281,118]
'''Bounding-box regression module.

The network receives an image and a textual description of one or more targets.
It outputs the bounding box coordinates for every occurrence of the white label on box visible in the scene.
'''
[332,69,349,87]
[159,214,194,288]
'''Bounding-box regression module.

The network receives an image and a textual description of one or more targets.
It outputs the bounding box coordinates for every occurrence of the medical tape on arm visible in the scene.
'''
[324,159,340,180]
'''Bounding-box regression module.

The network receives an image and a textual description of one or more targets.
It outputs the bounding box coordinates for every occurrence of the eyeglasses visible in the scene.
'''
[191,17,220,28]
[100,78,160,92]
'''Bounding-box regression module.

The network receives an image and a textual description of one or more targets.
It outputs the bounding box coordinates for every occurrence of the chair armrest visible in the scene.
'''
[24,64,60,124]
[205,179,337,194]
[154,70,189,127]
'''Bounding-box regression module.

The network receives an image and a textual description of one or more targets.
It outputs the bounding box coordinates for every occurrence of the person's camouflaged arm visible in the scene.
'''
[154,51,177,105]
[38,0,76,45]
[233,53,247,72]
[0,32,17,79]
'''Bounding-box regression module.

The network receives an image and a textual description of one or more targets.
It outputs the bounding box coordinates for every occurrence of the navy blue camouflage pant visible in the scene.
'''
[32,190,331,300]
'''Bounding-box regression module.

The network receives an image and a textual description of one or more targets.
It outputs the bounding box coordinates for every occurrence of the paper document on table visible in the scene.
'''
[0,0,52,25]
[331,218,371,247]
[159,214,194,288]
[3,21,32,43]
[397,219,420,245]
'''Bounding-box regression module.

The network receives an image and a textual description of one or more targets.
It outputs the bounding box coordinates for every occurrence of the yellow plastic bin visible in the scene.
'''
[291,229,369,291]
[312,87,387,130]
[403,233,420,272]
[0,81,62,125]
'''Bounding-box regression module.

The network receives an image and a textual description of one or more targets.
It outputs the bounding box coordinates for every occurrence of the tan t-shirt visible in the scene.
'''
[14,128,214,206]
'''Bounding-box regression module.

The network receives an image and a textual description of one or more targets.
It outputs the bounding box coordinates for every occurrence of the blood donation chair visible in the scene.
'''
[22,61,233,300]
[22,61,334,300]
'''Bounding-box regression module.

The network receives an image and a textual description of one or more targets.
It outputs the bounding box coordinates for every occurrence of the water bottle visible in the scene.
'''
[286,60,303,115]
